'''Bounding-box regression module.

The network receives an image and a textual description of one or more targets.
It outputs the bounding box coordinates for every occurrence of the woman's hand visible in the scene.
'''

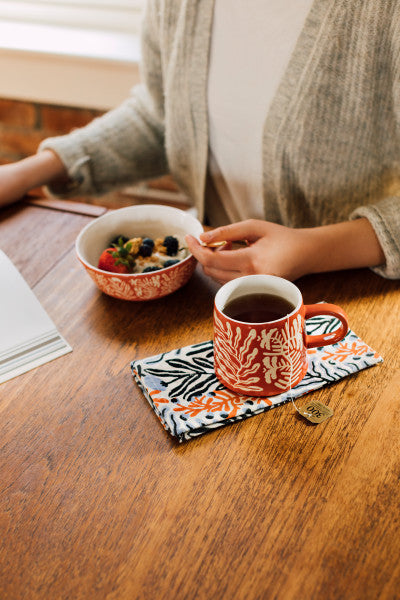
[185,217,385,284]
[186,219,312,283]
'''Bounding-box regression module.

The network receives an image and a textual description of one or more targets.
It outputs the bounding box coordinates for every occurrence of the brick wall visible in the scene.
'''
[0,98,103,163]
[0,97,186,209]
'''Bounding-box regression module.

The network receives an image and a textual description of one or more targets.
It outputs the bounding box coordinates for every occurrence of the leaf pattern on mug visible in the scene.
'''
[213,314,264,393]
[214,312,306,393]
[259,315,305,389]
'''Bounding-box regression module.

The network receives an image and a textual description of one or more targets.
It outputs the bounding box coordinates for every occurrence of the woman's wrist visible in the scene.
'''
[300,218,385,274]
[0,150,69,209]
[20,150,68,191]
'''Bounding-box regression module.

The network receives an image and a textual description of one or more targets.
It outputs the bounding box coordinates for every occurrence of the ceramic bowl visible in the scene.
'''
[75,204,203,301]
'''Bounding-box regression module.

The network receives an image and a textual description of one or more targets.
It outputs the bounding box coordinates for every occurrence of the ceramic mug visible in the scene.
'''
[213,274,349,396]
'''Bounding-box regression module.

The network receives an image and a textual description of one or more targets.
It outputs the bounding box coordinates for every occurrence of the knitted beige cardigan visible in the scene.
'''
[40,0,400,278]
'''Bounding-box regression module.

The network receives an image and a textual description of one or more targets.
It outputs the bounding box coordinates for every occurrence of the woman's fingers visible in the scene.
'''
[186,234,248,271]
[185,235,243,282]
[199,219,266,245]
[185,235,215,261]
[187,220,310,283]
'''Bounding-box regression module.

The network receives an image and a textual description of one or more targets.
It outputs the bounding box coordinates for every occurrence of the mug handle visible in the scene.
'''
[304,303,349,349]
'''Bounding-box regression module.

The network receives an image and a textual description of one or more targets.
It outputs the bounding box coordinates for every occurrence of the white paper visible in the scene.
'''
[0,250,72,384]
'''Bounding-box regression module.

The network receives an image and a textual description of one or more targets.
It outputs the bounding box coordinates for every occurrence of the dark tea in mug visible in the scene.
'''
[222,292,296,323]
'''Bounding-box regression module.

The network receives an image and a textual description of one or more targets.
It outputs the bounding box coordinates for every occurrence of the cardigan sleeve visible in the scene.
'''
[39,0,168,198]
[350,197,400,279]
[349,14,400,281]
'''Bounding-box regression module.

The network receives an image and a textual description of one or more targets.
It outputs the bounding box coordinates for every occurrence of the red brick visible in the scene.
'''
[0,99,37,128]
[0,128,47,158]
[40,105,104,134]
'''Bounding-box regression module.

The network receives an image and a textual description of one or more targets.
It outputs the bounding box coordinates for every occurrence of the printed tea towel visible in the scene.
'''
[131,315,382,442]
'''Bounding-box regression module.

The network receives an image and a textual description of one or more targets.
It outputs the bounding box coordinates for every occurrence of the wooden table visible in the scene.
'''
[1,201,399,600]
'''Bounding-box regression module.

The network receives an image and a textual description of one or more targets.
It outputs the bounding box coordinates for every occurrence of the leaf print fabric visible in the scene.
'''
[131,315,383,442]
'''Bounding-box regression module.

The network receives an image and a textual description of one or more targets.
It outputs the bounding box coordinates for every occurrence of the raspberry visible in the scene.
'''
[163,236,179,256]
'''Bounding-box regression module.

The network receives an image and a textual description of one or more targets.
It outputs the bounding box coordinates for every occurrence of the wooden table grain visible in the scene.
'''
[1,201,399,600]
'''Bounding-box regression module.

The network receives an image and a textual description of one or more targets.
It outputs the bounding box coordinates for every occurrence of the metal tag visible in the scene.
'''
[297,400,334,424]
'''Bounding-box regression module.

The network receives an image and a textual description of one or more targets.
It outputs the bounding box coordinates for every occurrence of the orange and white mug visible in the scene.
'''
[213,275,349,396]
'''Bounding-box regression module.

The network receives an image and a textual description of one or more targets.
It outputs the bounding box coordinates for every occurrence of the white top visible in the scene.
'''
[207,0,314,224]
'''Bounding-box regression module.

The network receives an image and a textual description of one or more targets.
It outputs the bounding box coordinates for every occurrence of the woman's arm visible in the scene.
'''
[38,0,168,199]
[0,150,68,208]
[185,217,386,283]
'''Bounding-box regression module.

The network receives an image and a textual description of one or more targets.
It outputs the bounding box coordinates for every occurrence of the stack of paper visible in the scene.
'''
[0,250,72,384]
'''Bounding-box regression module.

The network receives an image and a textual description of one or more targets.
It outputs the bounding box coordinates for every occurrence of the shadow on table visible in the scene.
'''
[86,267,220,347]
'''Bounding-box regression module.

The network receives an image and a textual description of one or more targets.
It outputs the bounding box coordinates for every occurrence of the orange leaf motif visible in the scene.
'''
[320,341,372,362]
[173,390,269,418]
[150,390,170,405]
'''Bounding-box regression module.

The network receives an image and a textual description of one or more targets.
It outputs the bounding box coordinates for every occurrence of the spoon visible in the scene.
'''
[200,240,228,248]
[200,240,248,248]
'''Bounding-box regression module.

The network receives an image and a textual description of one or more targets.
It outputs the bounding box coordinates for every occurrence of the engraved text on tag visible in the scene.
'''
[297,400,334,424]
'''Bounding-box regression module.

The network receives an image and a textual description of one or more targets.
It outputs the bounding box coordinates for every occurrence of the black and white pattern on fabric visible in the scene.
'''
[131,316,383,442]
[142,341,225,402]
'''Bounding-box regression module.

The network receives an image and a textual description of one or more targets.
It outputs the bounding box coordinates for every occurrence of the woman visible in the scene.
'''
[1,0,399,282]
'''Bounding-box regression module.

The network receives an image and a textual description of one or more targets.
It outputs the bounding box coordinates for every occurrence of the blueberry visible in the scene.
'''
[163,259,180,268]
[163,235,179,256]
[142,266,161,273]
[142,237,154,249]
[139,244,153,257]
